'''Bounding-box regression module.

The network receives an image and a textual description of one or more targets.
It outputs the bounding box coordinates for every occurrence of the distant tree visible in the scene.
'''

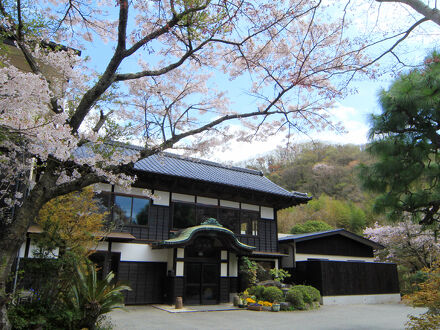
[290,220,333,234]
[247,143,371,203]
[360,52,440,226]
[279,195,369,234]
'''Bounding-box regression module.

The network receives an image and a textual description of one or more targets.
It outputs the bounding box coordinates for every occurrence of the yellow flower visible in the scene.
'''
[246,298,256,303]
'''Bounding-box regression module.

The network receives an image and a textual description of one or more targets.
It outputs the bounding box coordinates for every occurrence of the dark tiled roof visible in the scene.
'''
[135,152,309,200]
[278,229,383,249]
[75,143,310,202]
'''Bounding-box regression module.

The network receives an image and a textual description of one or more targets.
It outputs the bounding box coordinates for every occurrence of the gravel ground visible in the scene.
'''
[108,303,427,330]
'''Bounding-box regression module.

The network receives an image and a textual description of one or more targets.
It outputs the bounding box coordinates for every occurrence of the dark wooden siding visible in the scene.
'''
[122,203,277,253]
[118,262,167,304]
[148,205,171,240]
[290,260,400,296]
[237,219,277,252]
[230,277,238,293]
[166,276,185,304]
[122,204,170,241]
[220,278,230,303]
[296,235,374,258]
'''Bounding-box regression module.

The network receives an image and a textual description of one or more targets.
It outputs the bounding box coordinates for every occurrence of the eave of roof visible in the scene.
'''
[95,231,136,242]
[278,229,384,249]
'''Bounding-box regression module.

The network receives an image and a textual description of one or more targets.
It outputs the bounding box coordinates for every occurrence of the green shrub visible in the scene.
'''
[286,287,306,310]
[247,285,265,300]
[305,285,321,302]
[286,285,321,310]
[262,286,284,303]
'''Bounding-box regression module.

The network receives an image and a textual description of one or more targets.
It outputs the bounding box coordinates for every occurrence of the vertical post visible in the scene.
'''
[103,241,112,276]
[175,296,183,309]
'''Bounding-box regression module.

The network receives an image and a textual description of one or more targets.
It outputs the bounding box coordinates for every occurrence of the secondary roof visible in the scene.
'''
[278,229,383,249]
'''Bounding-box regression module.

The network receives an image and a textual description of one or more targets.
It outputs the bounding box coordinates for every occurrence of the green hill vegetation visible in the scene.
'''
[243,142,385,234]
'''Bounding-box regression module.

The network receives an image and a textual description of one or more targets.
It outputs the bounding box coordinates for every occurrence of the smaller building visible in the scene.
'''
[279,229,400,305]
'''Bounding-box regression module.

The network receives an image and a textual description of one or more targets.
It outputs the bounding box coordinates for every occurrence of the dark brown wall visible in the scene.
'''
[122,204,171,241]
[118,261,167,304]
[289,260,400,296]
[234,219,278,252]
[295,235,374,258]
[123,203,278,253]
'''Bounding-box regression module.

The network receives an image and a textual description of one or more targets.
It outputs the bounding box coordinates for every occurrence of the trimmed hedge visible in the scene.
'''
[247,285,266,300]
[262,286,284,303]
[286,285,321,310]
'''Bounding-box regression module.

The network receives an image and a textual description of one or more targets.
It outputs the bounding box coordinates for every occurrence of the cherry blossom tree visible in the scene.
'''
[364,220,440,293]
[0,0,434,327]
[364,221,440,270]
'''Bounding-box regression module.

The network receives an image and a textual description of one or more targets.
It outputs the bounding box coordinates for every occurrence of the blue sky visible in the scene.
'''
[79,2,439,164]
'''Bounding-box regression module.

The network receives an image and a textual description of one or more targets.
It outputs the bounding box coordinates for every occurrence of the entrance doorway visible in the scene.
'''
[184,236,221,305]
[185,262,219,304]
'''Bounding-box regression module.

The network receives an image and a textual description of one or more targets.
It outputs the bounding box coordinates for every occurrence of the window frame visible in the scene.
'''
[171,199,261,237]
[111,192,151,227]
[239,209,260,237]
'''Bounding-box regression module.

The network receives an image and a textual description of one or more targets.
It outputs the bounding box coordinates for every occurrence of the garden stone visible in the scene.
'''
[280,302,291,311]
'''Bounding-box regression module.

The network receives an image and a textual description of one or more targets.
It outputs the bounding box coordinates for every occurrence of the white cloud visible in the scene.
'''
[205,104,370,163]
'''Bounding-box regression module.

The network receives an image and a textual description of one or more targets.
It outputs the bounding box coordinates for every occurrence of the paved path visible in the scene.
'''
[109,304,427,330]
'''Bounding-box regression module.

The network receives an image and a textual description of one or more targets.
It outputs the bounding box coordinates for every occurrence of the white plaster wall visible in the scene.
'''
[153,190,170,206]
[220,200,240,209]
[110,243,169,262]
[281,245,294,268]
[172,193,195,203]
[229,253,238,277]
[241,203,259,211]
[114,186,150,196]
[96,241,109,251]
[177,248,184,258]
[322,294,401,305]
[260,206,274,220]
[197,196,217,206]
[295,253,375,262]
[176,261,184,276]
[221,263,228,277]
[19,239,58,258]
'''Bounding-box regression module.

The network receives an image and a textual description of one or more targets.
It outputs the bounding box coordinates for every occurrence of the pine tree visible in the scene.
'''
[360,52,440,226]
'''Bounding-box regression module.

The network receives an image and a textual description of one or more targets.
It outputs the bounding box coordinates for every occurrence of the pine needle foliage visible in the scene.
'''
[360,51,440,226]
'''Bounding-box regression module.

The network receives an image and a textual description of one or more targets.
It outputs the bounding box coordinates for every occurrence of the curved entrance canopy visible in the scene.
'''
[153,218,255,253]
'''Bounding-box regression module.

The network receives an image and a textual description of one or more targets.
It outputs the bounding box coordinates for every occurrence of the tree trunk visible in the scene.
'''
[0,173,56,329]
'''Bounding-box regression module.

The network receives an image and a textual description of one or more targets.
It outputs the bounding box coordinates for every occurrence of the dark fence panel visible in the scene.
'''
[118,261,167,304]
[291,260,399,296]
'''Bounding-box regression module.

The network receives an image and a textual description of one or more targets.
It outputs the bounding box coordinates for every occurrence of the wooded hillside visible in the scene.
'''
[243,143,385,233]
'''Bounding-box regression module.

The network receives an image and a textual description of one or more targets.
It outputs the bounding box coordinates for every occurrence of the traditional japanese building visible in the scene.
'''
[19,146,400,306]
[20,147,310,305]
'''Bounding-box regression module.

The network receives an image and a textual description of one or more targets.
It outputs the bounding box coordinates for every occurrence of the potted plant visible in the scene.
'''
[272,301,281,312]
[247,303,263,311]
